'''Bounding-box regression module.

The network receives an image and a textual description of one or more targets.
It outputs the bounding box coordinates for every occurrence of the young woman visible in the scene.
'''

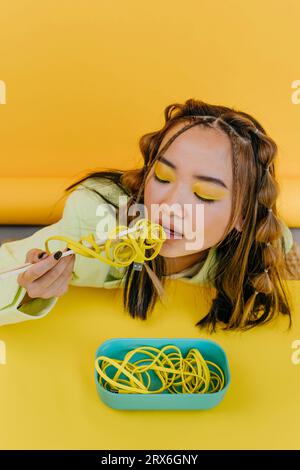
[0,99,296,331]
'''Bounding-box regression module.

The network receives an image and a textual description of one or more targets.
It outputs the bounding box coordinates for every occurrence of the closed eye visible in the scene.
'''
[154,174,216,204]
[154,174,170,184]
[193,193,216,204]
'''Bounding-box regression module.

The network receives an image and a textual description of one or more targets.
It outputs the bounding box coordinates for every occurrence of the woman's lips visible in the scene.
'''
[157,217,183,239]
[161,226,183,240]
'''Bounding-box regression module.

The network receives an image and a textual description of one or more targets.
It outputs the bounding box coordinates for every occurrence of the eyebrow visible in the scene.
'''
[157,155,228,189]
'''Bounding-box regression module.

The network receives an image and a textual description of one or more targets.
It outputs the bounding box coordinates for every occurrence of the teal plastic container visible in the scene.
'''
[94,337,231,410]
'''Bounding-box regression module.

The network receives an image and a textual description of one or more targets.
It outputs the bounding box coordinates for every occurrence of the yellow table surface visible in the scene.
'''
[0,280,300,450]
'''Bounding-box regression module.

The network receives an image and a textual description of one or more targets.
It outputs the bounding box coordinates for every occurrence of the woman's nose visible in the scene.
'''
[160,184,186,215]
[159,199,184,220]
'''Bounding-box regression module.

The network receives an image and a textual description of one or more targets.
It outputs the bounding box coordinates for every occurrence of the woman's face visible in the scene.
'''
[144,122,238,258]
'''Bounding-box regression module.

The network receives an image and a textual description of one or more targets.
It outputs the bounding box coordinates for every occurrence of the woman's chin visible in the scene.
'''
[159,239,184,257]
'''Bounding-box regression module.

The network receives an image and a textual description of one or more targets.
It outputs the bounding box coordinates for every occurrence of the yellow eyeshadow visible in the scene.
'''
[154,160,176,182]
[153,162,228,201]
[192,181,229,200]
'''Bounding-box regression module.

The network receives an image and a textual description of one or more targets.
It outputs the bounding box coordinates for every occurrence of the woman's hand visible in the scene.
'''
[17,247,76,303]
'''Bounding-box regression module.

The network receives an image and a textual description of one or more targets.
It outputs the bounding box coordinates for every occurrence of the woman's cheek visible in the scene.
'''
[144,179,160,217]
[202,200,232,245]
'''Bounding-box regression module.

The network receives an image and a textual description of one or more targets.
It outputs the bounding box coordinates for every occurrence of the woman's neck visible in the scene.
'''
[163,249,210,276]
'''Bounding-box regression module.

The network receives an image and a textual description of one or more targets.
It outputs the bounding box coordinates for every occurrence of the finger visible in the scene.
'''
[27,252,75,294]
[25,248,49,264]
[21,248,74,284]
[30,260,75,299]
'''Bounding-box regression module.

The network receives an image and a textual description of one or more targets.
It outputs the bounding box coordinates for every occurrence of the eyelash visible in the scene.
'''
[153,174,216,204]
[154,174,170,184]
[193,193,215,204]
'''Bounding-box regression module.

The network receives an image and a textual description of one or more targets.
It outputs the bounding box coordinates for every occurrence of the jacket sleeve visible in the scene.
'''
[0,182,117,327]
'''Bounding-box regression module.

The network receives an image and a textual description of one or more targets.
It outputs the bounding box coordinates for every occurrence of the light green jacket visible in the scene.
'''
[0,177,294,327]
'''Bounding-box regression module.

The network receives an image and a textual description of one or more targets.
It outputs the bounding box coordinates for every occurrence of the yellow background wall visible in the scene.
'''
[0,0,299,224]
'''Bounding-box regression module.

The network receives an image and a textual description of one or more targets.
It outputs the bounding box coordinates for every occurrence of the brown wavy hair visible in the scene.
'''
[64,98,293,332]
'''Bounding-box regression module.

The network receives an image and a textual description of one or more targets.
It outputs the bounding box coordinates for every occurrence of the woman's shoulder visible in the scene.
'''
[60,175,131,245]
[65,175,130,211]
[78,175,130,202]
[60,175,131,233]
[281,220,294,254]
